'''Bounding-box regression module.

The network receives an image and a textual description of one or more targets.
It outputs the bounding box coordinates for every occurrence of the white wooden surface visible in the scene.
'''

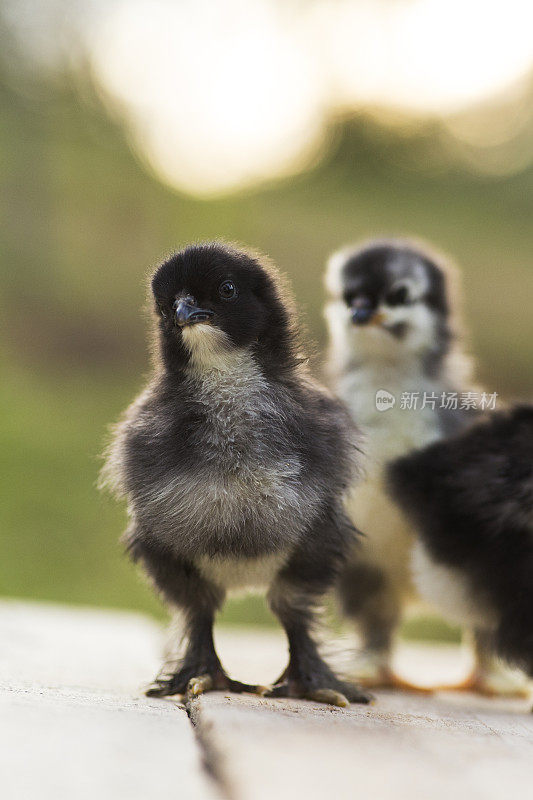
[0,602,217,800]
[1,600,532,800]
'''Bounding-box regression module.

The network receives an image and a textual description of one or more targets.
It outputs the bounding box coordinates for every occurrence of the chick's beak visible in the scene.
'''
[174,296,214,328]
[350,295,375,325]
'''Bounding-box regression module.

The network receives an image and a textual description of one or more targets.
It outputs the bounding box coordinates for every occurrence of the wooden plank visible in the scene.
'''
[193,631,533,800]
[192,691,533,800]
[3,603,532,800]
[0,601,220,800]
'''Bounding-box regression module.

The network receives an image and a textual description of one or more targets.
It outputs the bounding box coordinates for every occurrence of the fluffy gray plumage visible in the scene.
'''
[100,241,370,705]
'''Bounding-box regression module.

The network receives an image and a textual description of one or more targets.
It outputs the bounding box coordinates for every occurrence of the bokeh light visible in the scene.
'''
[90,0,533,194]
[89,0,327,195]
[5,0,533,195]
[1,0,532,619]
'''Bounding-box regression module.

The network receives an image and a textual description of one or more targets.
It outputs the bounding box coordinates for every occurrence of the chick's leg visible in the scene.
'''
[129,540,263,698]
[266,602,367,708]
[265,509,372,707]
[266,577,370,706]
[338,561,429,692]
[339,561,397,681]
[147,607,264,698]
[438,629,530,697]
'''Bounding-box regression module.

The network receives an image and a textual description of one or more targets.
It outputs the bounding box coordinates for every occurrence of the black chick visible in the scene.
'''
[100,241,370,707]
[387,405,533,680]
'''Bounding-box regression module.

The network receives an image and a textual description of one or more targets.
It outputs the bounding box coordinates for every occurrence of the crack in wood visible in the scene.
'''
[185,697,235,800]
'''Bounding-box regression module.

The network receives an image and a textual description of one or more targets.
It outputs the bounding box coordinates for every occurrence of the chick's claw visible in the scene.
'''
[307,688,349,707]
[224,678,270,695]
[337,682,373,704]
[357,665,434,694]
[145,668,265,699]
[187,674,213,696]
[145,670,192,697]
[265,679,372,707]
[435,668,531,698]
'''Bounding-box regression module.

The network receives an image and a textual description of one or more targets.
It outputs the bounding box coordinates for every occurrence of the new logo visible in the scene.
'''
[375,389,396,411]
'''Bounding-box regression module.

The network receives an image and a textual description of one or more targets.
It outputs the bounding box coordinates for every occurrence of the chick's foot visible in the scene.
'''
[357,664,434,694]
[146,666,265,699]
[265,674,372,707]
[436,668,530,698]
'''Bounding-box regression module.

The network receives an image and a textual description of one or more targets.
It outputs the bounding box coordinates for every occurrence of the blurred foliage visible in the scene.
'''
[1,54,531,636]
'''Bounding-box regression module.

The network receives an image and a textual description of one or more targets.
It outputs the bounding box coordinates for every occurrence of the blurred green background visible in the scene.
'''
[1,1,532,639]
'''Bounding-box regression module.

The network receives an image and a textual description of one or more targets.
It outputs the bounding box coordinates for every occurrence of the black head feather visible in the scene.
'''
[328,238,456,376]
[336,240,449,316]
[150,242,302,376]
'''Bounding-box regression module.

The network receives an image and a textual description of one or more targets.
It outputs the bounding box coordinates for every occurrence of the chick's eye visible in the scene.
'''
[386,286,409,306]
[345,292,371,309]
[218,280,237,300]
